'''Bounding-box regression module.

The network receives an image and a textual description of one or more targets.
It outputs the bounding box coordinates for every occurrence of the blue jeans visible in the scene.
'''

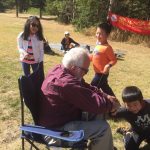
[21,62,39,76]
[91,73,115,96]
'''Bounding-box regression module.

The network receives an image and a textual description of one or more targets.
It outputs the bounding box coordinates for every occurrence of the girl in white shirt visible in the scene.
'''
[17,16,44,76]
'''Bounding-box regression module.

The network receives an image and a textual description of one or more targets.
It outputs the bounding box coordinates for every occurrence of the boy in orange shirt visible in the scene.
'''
[90,23,117,96]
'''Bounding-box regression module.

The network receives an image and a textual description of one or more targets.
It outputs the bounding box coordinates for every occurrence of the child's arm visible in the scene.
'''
[103,46,117,74]
[88,53,93,61]
[106,46,117,65]
[70,38,80,46]
[110,107,128,121]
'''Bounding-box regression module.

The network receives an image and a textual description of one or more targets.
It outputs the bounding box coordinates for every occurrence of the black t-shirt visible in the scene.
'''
[115,101,150,136]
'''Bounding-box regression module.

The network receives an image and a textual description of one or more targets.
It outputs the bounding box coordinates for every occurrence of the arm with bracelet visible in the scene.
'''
[103,63,113,74]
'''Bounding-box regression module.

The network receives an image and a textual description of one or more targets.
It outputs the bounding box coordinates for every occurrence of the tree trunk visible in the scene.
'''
[16,0,18,17]
[39,0,42,19]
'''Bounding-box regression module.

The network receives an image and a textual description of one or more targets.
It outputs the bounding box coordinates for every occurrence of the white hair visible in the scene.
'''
[62,47,89,69]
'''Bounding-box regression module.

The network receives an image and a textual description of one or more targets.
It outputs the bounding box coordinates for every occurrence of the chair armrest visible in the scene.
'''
[20,124,84,142]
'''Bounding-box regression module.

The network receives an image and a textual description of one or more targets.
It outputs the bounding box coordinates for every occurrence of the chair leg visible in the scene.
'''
[22,138,25,150]
[30,145,32,150]
[70,148,87,150]
[26,139,40,150]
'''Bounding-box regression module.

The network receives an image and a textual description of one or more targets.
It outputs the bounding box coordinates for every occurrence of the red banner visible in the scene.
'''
[108,12,150,35]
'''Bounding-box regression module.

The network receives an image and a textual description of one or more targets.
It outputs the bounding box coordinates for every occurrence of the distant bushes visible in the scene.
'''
[110,29,150,47]
[0,0,15,12]
[1,0,150,46]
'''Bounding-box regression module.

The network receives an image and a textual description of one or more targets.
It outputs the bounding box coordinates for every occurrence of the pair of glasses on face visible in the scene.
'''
[31,23,39,28]
[76,66,89,74]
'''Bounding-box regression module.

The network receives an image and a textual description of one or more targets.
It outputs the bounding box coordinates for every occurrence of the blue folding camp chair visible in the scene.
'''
[18,65,86,150]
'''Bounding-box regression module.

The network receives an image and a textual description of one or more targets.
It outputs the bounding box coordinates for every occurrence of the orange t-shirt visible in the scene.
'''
[90,44,117,73]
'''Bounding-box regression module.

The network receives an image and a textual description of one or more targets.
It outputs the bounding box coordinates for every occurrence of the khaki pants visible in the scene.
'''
[61,119,114,150]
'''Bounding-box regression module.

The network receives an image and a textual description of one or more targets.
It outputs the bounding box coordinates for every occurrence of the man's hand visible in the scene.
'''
[107,95,117,102]
[107,95,121,113]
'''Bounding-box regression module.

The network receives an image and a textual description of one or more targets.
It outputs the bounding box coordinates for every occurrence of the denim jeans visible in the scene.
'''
[21,62,39,76]
[91,73,115,96]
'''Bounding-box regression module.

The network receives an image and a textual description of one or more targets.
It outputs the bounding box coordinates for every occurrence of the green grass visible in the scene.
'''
[0,12,150,150]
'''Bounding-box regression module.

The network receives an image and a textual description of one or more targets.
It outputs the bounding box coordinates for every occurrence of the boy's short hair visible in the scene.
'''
[122,86,143,103]
[97,22,112,35]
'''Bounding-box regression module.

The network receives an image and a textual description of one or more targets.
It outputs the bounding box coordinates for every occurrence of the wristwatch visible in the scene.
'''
[108,64,112,68]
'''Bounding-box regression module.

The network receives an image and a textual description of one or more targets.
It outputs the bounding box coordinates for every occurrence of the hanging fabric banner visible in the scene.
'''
[108,12,150,35]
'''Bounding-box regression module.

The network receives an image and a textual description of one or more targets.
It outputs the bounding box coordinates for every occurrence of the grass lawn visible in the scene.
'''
[0,12,150,150]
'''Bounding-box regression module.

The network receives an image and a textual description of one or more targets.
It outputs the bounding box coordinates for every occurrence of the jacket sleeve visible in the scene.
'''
[61,38,65,45]
[17,32,26,54]
[39,40,44,62]
[61,81,112,114]
[70,38,79,45]
[110,107,128,120]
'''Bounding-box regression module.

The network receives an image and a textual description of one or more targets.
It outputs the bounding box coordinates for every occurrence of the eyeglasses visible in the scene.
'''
[31,23,39,28]
[76,66,89,74]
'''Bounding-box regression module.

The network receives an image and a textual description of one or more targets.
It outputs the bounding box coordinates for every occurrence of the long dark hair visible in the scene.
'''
[21,16,44,41]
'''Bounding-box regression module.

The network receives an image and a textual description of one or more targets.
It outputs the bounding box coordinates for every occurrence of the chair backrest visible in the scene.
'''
[18,66,87,149]
[18,66,44,125]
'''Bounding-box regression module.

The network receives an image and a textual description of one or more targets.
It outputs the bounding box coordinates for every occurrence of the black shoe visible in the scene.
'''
[145,138,150,144]
[116,127,127,135]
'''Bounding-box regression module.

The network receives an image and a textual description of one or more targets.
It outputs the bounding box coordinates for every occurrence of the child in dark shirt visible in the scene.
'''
[111,86,150,150]
[61,31,80,52]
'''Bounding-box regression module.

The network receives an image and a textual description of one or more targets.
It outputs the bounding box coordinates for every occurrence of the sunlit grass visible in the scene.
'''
[0,12,150,150]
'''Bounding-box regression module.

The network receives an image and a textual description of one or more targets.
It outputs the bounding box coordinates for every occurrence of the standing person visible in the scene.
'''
[39,47,120,150]
[111,86,150,150]
[90,22,117,96]
[17,16,44,76]
[61,31,80,52]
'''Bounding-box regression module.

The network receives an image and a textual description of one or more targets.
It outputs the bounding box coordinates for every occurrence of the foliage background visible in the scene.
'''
[1,0,150,46]
[0,1,150,149]
[1,0,150,25]
[0,11,150,149]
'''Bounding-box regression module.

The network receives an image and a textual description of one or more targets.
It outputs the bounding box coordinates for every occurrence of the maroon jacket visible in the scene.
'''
[39,65,112,128]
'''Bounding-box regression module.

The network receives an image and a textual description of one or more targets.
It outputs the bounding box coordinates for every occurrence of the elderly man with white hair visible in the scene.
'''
[39,47,119,150]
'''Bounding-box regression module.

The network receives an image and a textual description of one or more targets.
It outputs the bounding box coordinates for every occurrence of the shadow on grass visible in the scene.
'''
[117,57,125,61]
[44,51,62,57]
